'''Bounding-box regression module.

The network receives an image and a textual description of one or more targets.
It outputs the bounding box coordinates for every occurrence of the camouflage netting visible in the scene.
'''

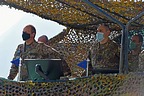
[0,0,143,31]
[0,0,144,95]
[47,28,144,76]
[48,28,97,76]
[0,73,144,96]
[0,0,143,76]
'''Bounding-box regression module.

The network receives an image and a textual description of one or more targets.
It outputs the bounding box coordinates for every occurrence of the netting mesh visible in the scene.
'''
[0,73,144,96]
[1,0,143,31]
[50,28,96,76]
[0,0,144,95]
[48,28,122,76]
[113,72,144,96]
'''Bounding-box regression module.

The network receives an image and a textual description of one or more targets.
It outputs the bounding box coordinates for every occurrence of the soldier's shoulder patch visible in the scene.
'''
[17,44,24,49]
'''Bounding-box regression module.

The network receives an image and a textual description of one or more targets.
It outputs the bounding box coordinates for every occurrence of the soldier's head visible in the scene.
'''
[22,25,36,44]
[129,34,143,54]
[96,24,111,43]
[38,35,48,44]
[131,34,143,44]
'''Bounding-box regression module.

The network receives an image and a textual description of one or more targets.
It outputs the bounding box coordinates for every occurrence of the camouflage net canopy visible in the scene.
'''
[0,0,143,31]
[0,0,144,76]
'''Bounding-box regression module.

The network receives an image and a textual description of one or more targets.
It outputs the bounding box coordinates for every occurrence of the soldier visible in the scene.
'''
[38,35,48,45]
[88,24,120,74]
[128,34,143,72]
[8,25,71,81]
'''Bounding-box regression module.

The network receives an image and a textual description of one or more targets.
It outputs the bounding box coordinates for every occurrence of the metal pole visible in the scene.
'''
[17,58,22,81]
[124,11,144,73]
[82,0,126,73]
[86,58,90,76]
[126,11,144,29]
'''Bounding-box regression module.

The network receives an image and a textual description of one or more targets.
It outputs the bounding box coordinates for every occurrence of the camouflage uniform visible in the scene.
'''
[8,41,71,81]
[128,45,142,72]
[128,54,139,72]
[138,50,144,72]
[89,40,120,72]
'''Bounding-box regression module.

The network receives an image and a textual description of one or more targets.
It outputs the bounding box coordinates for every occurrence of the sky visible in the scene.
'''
[0,5,65,80]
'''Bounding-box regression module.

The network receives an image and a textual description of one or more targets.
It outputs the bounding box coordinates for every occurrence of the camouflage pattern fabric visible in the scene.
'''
[138,50,144,72]
[89,40,120,70]
[128,45,143,72]
[2,73,144,96]
[8,41,71,81]
[128,54,139,72]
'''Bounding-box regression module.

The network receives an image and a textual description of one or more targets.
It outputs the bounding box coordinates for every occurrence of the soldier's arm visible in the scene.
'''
[111,41,120,58]
[139,50,144,71]
[8,64,18,80]
[7,44,22,80]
